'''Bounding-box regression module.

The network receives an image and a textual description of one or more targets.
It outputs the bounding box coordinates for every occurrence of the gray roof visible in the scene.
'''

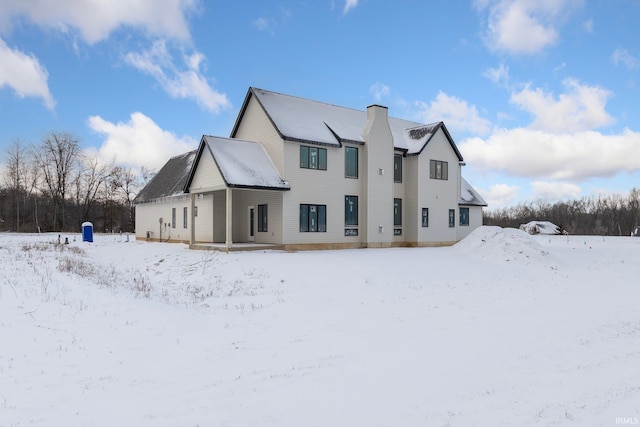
[232,87,463,159]
[187,136,290,191]
[460,177,488,207]
[134,150,196,203]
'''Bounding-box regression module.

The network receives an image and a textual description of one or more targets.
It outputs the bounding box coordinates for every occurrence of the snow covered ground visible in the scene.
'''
[1,227,639,426]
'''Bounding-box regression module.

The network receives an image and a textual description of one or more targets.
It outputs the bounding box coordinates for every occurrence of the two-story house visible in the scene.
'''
[133,87,487,250]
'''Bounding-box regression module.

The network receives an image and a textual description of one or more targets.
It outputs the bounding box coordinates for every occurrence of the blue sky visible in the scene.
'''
[1,0,639,209]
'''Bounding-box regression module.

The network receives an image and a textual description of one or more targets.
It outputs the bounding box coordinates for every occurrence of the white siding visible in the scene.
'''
[234,95,285,175]
[190,147,225,192]
[135,196,191,243]
[457,205,484,240]
[416,129,461,245]
[231,190,284,244]
[403,156,419,243]
[193,193,214,242]
[281,141,363,245]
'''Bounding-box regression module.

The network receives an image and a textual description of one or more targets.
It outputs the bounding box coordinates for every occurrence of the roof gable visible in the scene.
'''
[460,177,488,207]
[186,135,290,191]
[134,150,196,203]
[231,87,463,160]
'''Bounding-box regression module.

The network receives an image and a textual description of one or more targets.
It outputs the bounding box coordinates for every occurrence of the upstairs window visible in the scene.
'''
[430,159,448,180]
[300,146,327,170]
[394,154,403,183]
[345,146,358,178]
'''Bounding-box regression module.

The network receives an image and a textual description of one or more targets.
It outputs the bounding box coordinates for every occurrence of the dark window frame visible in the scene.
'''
[345,195,358,227]
[394,154,403,183]
[183,207,188,229]
[300,145,327,170]
[345,146,358,178]
[258,204,268,232]
[300,204,327,232]
[460,207,469,226]
[171,207,176,228]
[421,208,429,228]
[394,198,402,227]
[430,159,449,180]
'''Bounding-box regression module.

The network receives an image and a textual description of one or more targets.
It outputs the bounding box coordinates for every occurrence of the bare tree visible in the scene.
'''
[33,132,80,231]
[72,155,112,224]
[3,139,30,231]
[110,165,141,231]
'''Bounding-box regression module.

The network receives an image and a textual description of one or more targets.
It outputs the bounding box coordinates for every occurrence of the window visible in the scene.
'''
[394,198,402,235]
[421,208,429,227]
[394,199,402,226]
[300,204,327,232]
[345,196,358,235]
[300,146,327,170]
[449,209,455,227]
[345,146,358,178]
[430,159,448,180]
[171,208,176,228]
[394,154,403,183]
[460,207,469,226]
[258,204,268,232]
[183,207,188,228]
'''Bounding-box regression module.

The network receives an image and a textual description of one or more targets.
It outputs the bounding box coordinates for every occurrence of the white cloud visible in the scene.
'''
[483,63,510,86]
[459,127,640,181]
[477,0,583,55]
[343,0,359,14]
[0,0,198,44]
[582,18,593,33]
[415,92,492,135]
[124,40,230,114]
[369,82,390,102]
[531,181,581,201]
[510,78,614,133]
[0,38,55,109]
[612,48,639,70]
[481,183,520,209]
[87,112,197,171]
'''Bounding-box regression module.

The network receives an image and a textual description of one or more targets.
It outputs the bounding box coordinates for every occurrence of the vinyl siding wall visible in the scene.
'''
[233,95,285,175]
[281,141,363,245]
[135,195,191,243]
[193,193,214,243]
[416,128,461,245]
[190,148,225,192]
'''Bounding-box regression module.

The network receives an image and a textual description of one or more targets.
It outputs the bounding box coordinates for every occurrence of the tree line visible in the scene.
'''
[1,132,154,233]
[484,189,640,236]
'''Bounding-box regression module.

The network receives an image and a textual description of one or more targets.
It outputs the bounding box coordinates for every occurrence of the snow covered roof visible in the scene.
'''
[459,177,488,207]
[134,150,196,203]
[200,135,290,191]
[233,87,463,158]
[519,221,567,235]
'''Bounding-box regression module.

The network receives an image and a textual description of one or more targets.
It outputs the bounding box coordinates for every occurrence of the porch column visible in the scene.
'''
[225,188,233,250]
[190,193,195,246]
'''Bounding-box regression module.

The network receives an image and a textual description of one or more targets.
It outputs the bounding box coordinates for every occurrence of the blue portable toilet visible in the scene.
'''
[82,222,94,242]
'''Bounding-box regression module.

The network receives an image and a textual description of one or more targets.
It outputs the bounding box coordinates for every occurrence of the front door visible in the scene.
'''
[248,206,255,242]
